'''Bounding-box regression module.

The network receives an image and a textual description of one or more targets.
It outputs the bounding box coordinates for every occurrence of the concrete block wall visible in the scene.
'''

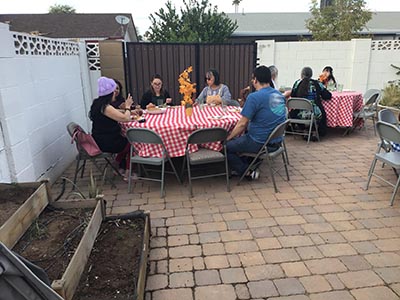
[257,39,400,93]
[0,24,91,183]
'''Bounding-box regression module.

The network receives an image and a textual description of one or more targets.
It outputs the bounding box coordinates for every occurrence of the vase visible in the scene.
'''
[185,106,193,117]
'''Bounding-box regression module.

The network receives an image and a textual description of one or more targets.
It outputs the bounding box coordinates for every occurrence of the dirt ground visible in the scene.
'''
[74,217,145,300]
[13,206,92,281]
[0,185,37,225]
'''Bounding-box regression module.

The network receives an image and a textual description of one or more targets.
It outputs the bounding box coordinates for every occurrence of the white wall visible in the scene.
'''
[257,39,400,93]
[0,23,91,183]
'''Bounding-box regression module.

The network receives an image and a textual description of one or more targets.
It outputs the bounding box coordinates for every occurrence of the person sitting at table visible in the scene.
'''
[196,69,240,106]
[90,76,136,180]
[269,65,291,99]
[227,65,286,180]
[291,66,332,139]
[140,74,172,109]
[110,79,126,109]
[319,66,337,90]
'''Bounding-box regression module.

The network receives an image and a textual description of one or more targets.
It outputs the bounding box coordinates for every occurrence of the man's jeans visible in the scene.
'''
[227,134,263,176]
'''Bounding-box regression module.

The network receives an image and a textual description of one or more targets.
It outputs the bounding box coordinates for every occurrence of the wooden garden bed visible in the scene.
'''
[73,211,151,300]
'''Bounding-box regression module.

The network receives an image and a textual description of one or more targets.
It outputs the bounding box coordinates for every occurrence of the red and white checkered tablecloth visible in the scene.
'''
[322,91,363,127]
[120,106,241,158]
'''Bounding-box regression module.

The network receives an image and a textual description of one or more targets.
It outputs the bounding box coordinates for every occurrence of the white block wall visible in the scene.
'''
[0,23,91,183]
[257,39,400,93]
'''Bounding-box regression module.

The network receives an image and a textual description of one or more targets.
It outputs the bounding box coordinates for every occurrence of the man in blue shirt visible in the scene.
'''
[227,65,286,179]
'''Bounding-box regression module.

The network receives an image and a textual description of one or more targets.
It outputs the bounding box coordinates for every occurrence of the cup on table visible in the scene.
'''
[337,84,344,92]
[157,99,164,107]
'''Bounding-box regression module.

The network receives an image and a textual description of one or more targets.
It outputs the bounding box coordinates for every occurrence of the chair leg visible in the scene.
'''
[390,174,400,206]
[366,158,378,190]
[237,156,259,186]
[283,140,289,165]
[282,152,290,181]
[267,157,278,193]
[168,156,182,184]
[73,158,81,190]
[128,162,133,193]
[372,117,376,136]
[224,150,230,192]
[80,159,87,178]
[105,157,121,176]
[160,160,165,198]
[314,120,320,141]
[187,156,193,197]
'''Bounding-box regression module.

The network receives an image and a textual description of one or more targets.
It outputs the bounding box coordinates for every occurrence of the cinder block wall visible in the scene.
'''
[257,39,400,92]
[0,23,91,183]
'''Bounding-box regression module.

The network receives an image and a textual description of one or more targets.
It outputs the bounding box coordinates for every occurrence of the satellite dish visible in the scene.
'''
[115,15,130,25]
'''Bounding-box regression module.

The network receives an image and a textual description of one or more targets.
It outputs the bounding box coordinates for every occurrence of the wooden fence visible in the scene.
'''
[125,42,257,105]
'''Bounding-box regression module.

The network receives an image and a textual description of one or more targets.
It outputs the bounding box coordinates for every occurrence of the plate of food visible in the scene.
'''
[146,107,166,114]
[227,107,242,113]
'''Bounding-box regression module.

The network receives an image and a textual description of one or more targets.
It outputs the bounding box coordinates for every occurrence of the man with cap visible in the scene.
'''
[90,77,134,180]
[226,66,286,180]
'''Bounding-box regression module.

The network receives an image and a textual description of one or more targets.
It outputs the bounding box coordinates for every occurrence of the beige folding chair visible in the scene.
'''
[67,122,120,188]
[126,128,181,198]
[286,98,319,144]
[237,120,290,192]
[181,127,229,197]
[366,121,400,205]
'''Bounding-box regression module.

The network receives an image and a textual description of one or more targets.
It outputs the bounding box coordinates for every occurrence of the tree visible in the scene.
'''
[306,0,372,41]
[145,0,238,43]
[232,0,243,13]
[48,4,76,13]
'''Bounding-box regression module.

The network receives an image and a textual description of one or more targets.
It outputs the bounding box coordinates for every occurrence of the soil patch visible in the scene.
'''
[13,206,92,281]
[0,185,37,225]
[74,217,145,300]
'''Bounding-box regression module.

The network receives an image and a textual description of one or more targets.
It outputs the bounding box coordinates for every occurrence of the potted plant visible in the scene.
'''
[380,64,400,112]
[179,66,196,117]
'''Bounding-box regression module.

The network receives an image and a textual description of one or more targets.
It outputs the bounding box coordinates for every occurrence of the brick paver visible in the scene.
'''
[55,128,400,300]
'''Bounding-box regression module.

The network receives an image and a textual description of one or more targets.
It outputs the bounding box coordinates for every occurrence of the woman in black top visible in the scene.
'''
[90,77,134,176]
[140,74,172,109]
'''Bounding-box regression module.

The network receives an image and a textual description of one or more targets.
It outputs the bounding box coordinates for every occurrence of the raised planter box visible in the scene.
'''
[0,181,51,249]
[0,180,106,300]
[73,210,151,300]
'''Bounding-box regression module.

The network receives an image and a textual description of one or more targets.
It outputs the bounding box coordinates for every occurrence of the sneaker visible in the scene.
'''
[245,169,260,181]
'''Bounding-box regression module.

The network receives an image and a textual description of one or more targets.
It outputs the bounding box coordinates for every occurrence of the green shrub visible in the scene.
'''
[381,80,400,108]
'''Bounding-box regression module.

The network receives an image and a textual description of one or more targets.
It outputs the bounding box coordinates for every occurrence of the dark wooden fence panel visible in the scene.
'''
[126,43,256,106]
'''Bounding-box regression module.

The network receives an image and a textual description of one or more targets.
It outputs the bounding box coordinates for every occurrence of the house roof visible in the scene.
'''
[0,13,137,40]
[227,11,400,37]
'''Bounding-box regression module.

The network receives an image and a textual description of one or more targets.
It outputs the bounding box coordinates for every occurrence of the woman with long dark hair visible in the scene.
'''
[319,66,337,90]
[140,74,172,109]
[90,77,134,179]
[110,79,126,109]
[290,67,332,138]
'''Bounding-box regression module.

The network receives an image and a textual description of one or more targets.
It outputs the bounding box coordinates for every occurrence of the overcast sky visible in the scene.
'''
[2,0,400,35]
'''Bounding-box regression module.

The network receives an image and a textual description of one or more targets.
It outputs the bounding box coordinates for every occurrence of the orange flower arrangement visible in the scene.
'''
[179,66,196,108]
[319,73,328,85]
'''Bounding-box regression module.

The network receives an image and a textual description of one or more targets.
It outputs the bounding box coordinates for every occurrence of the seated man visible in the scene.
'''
[227,65,286,179]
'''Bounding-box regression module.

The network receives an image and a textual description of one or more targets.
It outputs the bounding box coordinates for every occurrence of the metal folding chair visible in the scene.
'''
[345,89,382,136]
[181,127,229,197]
[237,120,290,192]
[67,122,120,188]
[286,98,319,144]
[366,121,400,205]
[126,128,181,198]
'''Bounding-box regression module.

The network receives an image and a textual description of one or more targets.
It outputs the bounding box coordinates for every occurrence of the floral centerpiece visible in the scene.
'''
[318,73,328,86]
[178,66,196,116]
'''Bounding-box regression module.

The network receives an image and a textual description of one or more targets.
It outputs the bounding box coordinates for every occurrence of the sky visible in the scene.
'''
[2,0,400,35]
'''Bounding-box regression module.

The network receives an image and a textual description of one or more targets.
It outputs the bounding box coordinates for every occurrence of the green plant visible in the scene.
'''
[60,168,105,200]
[380,64,400,108]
